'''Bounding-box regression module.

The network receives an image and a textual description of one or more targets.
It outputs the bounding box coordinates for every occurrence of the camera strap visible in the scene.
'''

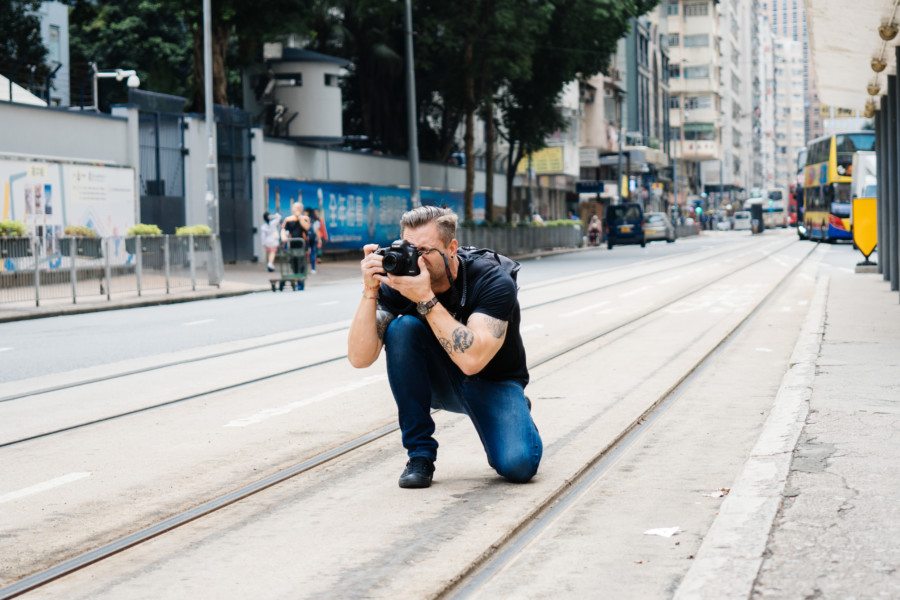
[437,250,467,311]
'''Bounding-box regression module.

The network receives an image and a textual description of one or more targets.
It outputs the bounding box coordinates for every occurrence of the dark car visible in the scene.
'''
[605,202,645,249]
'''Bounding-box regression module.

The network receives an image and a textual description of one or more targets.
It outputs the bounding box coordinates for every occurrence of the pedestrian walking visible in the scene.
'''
[306,208,326,274]
[260,211,281,272]
[281,202,310,277]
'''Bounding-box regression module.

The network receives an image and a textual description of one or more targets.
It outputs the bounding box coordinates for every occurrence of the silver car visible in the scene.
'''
[643,212,675,243]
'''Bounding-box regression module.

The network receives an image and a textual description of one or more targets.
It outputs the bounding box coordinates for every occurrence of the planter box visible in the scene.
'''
[178,234,212,252]
[125,236,165,255]
[0,237,33,259]
[60,237,103,259]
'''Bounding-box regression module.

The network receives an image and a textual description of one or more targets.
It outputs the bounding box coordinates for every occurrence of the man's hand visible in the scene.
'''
[375,256,433,303]
[360,244,384,289]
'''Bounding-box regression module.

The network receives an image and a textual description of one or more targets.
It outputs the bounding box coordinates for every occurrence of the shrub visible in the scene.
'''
[127,223,162,236]
[64,225,98,238]
[175,224,213,236]
[0,220,27,237]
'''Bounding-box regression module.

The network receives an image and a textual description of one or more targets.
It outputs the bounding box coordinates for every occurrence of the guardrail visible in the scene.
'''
[457,224,584,256]
[0,235,224,307]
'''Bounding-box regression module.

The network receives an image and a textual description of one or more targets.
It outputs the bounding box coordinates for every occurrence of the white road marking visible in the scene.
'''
[755,347,773,353]
[657,275,679,285]
[619,285,651,299]
[318,301,340,306]
[0,472,91,505]
[225,376,387,427]
[560,300,610,318]
[521,324,545,333]
[183,319,215,326]
[0,347,11,353]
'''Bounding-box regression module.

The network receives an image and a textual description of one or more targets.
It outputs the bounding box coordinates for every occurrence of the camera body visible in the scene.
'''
[375,239,420,276]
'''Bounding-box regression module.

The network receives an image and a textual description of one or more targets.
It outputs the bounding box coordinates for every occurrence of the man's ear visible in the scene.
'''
[448,239,459,255]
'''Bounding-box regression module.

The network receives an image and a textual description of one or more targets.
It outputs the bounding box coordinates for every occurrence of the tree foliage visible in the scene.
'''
[0,0,50,95]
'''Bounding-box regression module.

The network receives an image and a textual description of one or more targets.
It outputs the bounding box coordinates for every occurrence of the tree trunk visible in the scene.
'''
[463,39,475,223]
[484,99,495,222]
[506,140,523,224]
[192,17,230,111]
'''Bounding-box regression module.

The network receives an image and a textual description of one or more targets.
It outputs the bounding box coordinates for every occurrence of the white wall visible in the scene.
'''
[0,102,129,164]
[271,62,343,138]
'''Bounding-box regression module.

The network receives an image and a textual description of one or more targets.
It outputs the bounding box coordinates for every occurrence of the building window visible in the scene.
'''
[684,2,709,17]
[324,73,340,87]
[669,96,681,109]
[48,25,61,64]
[670,126,681,140]
[668,33,680,47]
[685,95,712,109]
[668,64,681,78]
[683,34,709,47]
[684,65,710,79]
[667,0,679,15]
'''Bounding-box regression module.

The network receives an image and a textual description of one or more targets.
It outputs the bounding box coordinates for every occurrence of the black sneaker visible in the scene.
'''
[398,457,435,489]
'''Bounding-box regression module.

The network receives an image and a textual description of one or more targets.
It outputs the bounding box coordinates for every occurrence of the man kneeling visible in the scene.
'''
[347,206,542,488]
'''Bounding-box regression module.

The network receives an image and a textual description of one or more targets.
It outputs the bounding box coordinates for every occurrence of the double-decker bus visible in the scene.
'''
[789,147,807,227]
[801,132,875,242]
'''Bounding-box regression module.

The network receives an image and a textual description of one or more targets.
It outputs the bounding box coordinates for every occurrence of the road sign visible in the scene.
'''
[852,197,877,260]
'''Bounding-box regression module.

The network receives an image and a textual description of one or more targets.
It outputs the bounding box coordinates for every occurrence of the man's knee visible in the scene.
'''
[384,315,428,347]
[493,445,541,483]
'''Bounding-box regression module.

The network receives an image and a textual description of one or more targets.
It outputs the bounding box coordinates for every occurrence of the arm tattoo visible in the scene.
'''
[451,327,475,353]
[482,316,508,339]
[437,337,453,355]
[375,310,394,341]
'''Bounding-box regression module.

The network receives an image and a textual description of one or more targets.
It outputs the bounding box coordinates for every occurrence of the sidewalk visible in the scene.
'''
[678,258,900,598]
[751,266,900,598]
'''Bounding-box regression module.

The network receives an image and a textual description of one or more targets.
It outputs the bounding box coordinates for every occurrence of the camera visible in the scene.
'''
[375,239,420,276]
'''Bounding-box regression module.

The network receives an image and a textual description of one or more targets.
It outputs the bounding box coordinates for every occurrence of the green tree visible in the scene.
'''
[498,0,659,222]
[0,0,50,97]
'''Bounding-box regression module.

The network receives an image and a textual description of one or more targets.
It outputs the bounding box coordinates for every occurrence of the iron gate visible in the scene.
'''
[216,106,254,262]
[132,90,187,234]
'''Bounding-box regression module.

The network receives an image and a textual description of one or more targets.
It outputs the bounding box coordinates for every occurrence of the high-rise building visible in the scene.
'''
[772,38,806,188]
[763,0,822,142]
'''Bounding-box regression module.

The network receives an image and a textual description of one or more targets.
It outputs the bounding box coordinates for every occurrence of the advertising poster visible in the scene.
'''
[266,178,485,250]
[1,158,136,265]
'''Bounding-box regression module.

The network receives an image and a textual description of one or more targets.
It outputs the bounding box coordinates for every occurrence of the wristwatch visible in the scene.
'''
[416,296,439,315]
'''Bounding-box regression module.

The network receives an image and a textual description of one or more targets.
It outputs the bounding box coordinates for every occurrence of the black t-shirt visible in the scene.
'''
[283,218,307,249]
[378,248,529,386]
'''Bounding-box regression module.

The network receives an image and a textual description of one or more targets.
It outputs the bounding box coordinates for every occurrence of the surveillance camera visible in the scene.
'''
[127,74,141,89]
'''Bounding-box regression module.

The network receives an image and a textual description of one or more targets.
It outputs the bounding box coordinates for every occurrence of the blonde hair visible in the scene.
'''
[400,205,458,245]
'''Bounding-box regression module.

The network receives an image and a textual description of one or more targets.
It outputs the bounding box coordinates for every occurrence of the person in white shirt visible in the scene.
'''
[260,211,281,272]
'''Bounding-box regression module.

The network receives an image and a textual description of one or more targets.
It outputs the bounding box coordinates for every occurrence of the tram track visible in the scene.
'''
[0,237,760,405]
[438,242,821,599]
[0,238,789,450]
[0,238,809,599]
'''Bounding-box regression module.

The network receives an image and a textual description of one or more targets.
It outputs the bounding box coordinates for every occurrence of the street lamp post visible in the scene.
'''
[616,89,626,204]
[403,0,420,206]
[203,0,219,235]
[91,64,140,112]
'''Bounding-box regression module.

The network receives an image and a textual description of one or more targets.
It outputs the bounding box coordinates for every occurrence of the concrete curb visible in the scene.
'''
[0,288,258,324]
[673,273,830,599]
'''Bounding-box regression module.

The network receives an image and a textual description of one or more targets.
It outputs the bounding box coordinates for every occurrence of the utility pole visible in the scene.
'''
[403,0,420,207]
[616,90,626,204]
[203,0,219,234]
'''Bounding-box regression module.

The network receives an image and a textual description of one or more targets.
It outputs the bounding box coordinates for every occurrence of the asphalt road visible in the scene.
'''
[1,232,757,383]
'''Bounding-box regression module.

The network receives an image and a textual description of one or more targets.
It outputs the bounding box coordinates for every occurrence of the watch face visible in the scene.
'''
[416,303,427,315]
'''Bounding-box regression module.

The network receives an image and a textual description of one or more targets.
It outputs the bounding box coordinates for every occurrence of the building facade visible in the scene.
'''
[36,1,70,107]
[772,38,806,189]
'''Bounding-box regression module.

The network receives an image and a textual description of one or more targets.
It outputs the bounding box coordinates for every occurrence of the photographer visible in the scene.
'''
[348,206,542,489]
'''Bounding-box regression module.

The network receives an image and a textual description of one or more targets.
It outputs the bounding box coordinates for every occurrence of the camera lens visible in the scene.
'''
[382,253,398,273]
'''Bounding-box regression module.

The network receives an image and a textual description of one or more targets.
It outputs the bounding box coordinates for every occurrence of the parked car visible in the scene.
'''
[605,202,645,249]
[643,212,675,243]
[733,210,752,231]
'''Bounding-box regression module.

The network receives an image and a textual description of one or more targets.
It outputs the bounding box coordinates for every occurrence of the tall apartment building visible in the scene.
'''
[666,0,722,204]
[754,8,778,190]
[763,0,821,142]
[578,5,671,212]
[772,38,806,188]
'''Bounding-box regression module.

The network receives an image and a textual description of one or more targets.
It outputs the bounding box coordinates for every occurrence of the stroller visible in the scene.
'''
[270,238,307,291]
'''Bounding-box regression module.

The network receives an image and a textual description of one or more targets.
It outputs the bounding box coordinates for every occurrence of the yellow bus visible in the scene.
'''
[801,132,875,242]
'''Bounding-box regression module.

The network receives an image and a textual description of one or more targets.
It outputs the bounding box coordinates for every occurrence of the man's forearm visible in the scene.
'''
[347,295,387,368]
[424,304,489,376]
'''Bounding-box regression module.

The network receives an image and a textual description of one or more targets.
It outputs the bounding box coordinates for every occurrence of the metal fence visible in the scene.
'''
[0,235,223,307]
[457,224,585,257]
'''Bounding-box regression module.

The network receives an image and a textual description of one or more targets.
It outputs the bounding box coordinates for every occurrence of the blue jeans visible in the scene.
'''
[383,315,542,483]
